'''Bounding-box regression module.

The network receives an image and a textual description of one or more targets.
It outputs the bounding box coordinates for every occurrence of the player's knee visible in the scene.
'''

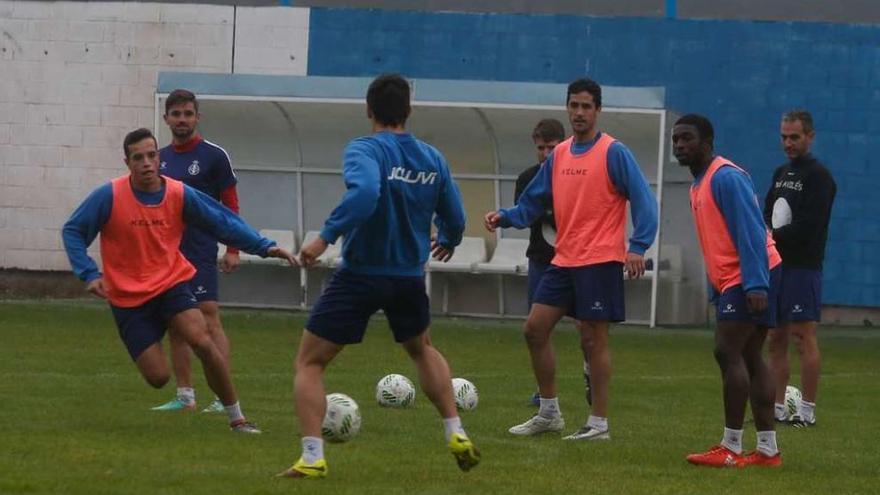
[401,336,429,360]
[188,333,216,357]
[713,346,735,370]
[144,371,170,389]
[295,353,324,372]
[767,330,786,348]
[522,320,549,343]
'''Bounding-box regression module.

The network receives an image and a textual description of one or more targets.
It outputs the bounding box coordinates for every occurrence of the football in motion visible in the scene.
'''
[452,377,479,411]
[376,373,416,408]
[322,393,362,443]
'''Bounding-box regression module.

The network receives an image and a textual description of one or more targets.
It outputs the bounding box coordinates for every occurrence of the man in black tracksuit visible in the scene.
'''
[516,118,592,408]
[763,109,836,428]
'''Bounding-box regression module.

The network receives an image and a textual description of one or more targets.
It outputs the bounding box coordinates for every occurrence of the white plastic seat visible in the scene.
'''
[427,237,487,273]
[228,229,297,264]
[426,236,487,314]
[474,238,529,275]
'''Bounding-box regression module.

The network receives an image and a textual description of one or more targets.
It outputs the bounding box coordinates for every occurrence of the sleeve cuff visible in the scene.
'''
[497,210,512,228]
[258,240,277,258]
[627,243,648,256]
[319,228,339,245]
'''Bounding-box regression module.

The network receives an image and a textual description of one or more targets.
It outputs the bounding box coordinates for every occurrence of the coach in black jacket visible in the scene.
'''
[763,109,836,428]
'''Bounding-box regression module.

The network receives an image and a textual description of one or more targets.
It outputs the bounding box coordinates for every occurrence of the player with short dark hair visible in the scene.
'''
[673,114,782,467]
[150,89,243,413]
[518,118,593,409]
[62,128,297,434]
[765,109,836,428]
[485,78,658,442]
[278,74,478,479]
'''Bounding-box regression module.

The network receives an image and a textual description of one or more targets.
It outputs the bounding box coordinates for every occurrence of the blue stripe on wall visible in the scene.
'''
[666,0,677,19]
[306,8,880,307]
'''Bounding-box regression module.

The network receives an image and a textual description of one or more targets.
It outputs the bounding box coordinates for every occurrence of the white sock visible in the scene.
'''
[301,436,324,464]
[586,415,607,431]
[799,400,816,421]
[756,430,778,456]
[774,403,787,420]
[177,387,195,404]
[721,427,743,454]
[443,416,466,442]
[538,397,561,418]
[583,360,591,376]
[224,401,244,424]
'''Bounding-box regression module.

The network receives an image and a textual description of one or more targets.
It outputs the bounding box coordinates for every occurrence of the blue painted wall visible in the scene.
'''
[307,8,880,307]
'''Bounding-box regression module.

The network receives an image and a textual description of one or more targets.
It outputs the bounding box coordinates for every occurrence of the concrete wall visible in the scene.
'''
[0,1,308,270]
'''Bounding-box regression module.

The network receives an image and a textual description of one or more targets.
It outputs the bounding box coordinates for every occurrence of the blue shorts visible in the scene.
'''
[109,282,199,361]
[532,262,625,322]
[306,269,430,345]
[527,259,551,307]
[716,266,782,328]
[189,261,218,303]
[778,267,822,322]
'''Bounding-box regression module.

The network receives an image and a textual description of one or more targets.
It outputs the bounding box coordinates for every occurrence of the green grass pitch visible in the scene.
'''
[1,300,878,494]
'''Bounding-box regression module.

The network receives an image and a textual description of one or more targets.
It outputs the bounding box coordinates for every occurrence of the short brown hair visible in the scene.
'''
[165,89,198,114]
[532,118,565,142]
[782,109,814,134]
[123,128,157,158]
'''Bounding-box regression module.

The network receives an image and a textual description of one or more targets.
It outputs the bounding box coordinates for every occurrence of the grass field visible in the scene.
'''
[1,300,878,495]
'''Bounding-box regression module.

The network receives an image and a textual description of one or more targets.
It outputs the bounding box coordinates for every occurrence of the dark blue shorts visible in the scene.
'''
[306,269,430,345]
[109,282,199,361]
[778,267,822,322]
[527,259,551,307]
[716,266,782,328]
[189,261,218,303]
[532,262,625,322]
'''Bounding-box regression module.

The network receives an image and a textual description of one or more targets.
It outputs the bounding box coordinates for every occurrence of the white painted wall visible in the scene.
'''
[0,1,310,271]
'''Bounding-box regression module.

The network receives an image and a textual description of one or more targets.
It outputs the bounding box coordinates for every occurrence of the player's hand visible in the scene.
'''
[484,211,502,232]
[746,291,768,314]
[266,246,299,266]
[86,278,107,300]
[298,237,329,267]
[624,252,646,279]
[430,235,455,262]
[219,251,240,273]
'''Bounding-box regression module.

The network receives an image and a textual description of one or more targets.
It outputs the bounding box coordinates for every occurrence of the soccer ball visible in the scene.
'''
[452,377,479,411]
[784,385,802,416]
[376,373,416,408]
[322,393,361,443]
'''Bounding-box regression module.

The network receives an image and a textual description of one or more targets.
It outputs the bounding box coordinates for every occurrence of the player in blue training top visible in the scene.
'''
[151,89,241,413]
[278,74,480,479]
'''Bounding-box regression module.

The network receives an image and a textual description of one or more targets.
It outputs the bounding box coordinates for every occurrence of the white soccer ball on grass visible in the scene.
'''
[322,393,361,443]
[784,385,802,417]
[452,377,479,411]
[376,373,416,408]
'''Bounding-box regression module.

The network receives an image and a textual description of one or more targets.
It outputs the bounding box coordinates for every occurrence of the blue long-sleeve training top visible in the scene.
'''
[62,181,275,283]
[704,165,771,294]
[498,133,658,255]
[319,131,466,277]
